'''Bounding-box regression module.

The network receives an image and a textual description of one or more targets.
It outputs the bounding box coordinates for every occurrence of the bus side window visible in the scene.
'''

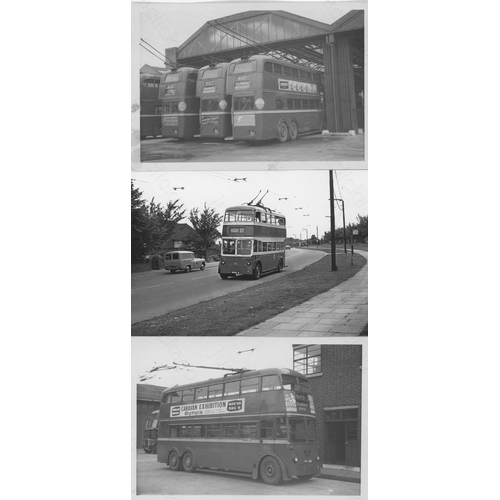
[240,423,257,439]
[283,66,292,77]
[292,68,299,78]
[275,418,287,438]
[207,424,221,438]
[181,425,192,438]
[241,377,259,394]
[260,419,274,439]
[276,99,285,110]
[264,61,273,72]
[208,384,223,398]
[262,374,281,391]
[273,63,283,75]
[192,425,204,438]
[224,380,240,396]
[195,386,208,400]
[182,388,194,402]
[170,425,179,438]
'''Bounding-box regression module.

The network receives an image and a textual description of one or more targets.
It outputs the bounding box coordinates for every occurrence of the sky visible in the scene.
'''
[134,0,367,70]
[132,169,367,239]
[132,337,297,388]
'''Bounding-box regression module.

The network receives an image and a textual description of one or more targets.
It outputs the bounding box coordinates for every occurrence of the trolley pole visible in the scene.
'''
[329,170,338,271]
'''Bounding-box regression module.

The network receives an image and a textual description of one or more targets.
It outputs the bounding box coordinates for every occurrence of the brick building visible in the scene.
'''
[293,344,362,468]
[136,383,166,449]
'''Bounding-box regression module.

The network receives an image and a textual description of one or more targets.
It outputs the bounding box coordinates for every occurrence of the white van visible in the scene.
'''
[164,251,206,273]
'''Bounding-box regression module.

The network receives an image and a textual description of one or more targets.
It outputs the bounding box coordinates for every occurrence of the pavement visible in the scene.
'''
[319,466,361,483]
[237,250,368,337]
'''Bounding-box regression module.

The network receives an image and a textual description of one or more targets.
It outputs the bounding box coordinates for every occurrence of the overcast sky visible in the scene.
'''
[133,336,296,388]
[132,169,367,238]
[134,0,367,70]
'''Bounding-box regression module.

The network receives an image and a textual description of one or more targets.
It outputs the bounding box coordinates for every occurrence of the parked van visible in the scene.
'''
[164,251,206,273]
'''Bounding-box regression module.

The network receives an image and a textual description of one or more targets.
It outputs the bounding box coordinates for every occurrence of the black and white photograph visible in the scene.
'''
[132,1,366,168]
[133,337,366,496]
[131,169,368,336]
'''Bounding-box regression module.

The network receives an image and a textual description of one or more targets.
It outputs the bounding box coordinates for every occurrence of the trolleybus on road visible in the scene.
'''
[159,67,200,139]
[227,55,324,143]
[157,368,321,485]
[140,74,162,139]
[218,204,286,280]
[143,410,159,454]
[196,62,232,139]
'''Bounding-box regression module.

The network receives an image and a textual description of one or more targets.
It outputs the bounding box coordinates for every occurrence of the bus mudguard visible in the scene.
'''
[257,453,292,482]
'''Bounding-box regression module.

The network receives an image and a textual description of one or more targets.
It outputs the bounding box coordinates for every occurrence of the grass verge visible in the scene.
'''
[132,252,367,336]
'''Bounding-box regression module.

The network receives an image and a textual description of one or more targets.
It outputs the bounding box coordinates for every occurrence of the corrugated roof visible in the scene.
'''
[137,383,167,402]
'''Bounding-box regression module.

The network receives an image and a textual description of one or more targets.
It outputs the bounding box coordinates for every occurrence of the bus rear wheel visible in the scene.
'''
[277,259,284,272]
[288,121,298,141]
[182,452,195,473]
[253,263,262,280]
[277,121,288,143]
[169,451,181,471]
[260,456,283,485]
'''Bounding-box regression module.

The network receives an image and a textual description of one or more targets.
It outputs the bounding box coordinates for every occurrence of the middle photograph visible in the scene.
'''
[131,170,368,337]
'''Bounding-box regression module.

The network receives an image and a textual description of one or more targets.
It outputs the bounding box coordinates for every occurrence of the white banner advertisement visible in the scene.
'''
[170,398,245,418]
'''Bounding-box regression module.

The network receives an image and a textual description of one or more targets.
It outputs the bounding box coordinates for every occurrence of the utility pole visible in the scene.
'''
[333,199,347,253]
[329,170,338,271]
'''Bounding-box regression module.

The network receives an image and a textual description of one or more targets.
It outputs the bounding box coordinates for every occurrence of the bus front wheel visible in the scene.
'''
[260,456,283,485]
[253,263,262,280]
[288,121,298,141]
[169,451,181,471]
[182,452,195,473]
[185,266,191,273]
[277,122,288,143]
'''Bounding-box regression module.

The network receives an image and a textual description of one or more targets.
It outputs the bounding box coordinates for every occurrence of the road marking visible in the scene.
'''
[191,274,217,280]
[132,282,175,292]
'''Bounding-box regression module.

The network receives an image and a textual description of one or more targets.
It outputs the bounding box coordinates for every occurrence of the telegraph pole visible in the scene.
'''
[329,170,338,271]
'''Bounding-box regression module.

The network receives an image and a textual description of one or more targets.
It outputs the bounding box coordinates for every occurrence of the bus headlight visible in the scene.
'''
[255,98,265,110]
[221,259,226,265]
[246,260,252,266]
[219,99,228,110]
[316,456,320,461]
[178,101,187,111]
[293,456,299,463]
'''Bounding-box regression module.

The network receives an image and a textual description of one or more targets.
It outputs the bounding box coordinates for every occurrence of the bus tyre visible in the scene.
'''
[253,263,262,280]
[169,451,181,471]
[278,121,288,143]
[182,452,195,473]
[277,259,284,273]
[220,273,229,280]
[185,266,191,273]
[288,121,298,141]
[260,456,283,485]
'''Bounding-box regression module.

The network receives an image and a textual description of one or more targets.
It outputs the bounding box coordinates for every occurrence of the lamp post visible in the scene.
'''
[333,199,347,253]
[329,171,338,271]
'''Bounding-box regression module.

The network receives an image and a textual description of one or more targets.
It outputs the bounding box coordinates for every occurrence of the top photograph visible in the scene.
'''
[132,1,366,169]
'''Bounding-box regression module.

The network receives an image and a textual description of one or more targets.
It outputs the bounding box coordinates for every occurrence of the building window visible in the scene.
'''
[293,345,322,375]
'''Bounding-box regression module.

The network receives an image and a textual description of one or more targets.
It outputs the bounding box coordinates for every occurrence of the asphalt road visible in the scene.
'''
[137,133,365,164]
[131,248,325,324]
[135,451,361,496]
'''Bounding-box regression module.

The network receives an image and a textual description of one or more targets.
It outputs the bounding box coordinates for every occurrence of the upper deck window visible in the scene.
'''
[225,210,254,222]
[201,68,221,79]
[195,387,208,400]
[208,383,223,399]
[241,377,259,394]
[165,391,181,404]
[224,380,240,396]
[182,388,194,402]
[165,73,179,82]
[187,73,197,81]
[231,61,255,74]
[262,374,281,391]
[143,78,159,88]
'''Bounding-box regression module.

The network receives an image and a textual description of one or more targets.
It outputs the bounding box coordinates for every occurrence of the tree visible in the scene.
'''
[188,204,223,258]
[146,198,185,255]
[131,181,148,263]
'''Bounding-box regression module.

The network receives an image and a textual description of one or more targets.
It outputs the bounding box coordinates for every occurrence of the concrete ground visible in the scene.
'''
[134,450,361,496]
[237,250,368,336]
[135,132,365,164]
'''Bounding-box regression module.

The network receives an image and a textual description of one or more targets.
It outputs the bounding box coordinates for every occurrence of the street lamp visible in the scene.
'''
[329,171,338,271]
[328,199,347,253]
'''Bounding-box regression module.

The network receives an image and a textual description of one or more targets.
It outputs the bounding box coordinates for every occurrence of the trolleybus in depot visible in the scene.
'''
[143,410,159,454]
[227,55,324,143]
[157,368,321,485]
[140,74,162,139]
[159,67,200,139]
[218,204,286,280]
[196,62,232,139]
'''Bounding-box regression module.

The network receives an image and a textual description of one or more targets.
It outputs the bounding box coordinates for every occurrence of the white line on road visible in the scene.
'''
[131,282,175,293]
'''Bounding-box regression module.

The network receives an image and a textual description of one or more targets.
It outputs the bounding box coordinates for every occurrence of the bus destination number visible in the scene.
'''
[278,79,317,94]
[203,86,216,94]
[235,80,250,90]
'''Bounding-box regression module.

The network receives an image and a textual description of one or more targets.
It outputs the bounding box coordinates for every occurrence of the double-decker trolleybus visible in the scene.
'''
[159,67,200,139]
[218,202,286,280]
[140,74,163,139]
[143,410,159,454]
[157,368,321,485]
[226,55,324,143]
[196,63,232,138]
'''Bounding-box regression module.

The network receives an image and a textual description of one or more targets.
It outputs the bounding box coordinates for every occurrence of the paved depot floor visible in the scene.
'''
[135,451,361,496]
[237,250,368,337]
[137,132,365,164]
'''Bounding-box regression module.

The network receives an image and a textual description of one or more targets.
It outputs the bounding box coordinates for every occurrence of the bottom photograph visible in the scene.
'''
[132,337,367,497]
